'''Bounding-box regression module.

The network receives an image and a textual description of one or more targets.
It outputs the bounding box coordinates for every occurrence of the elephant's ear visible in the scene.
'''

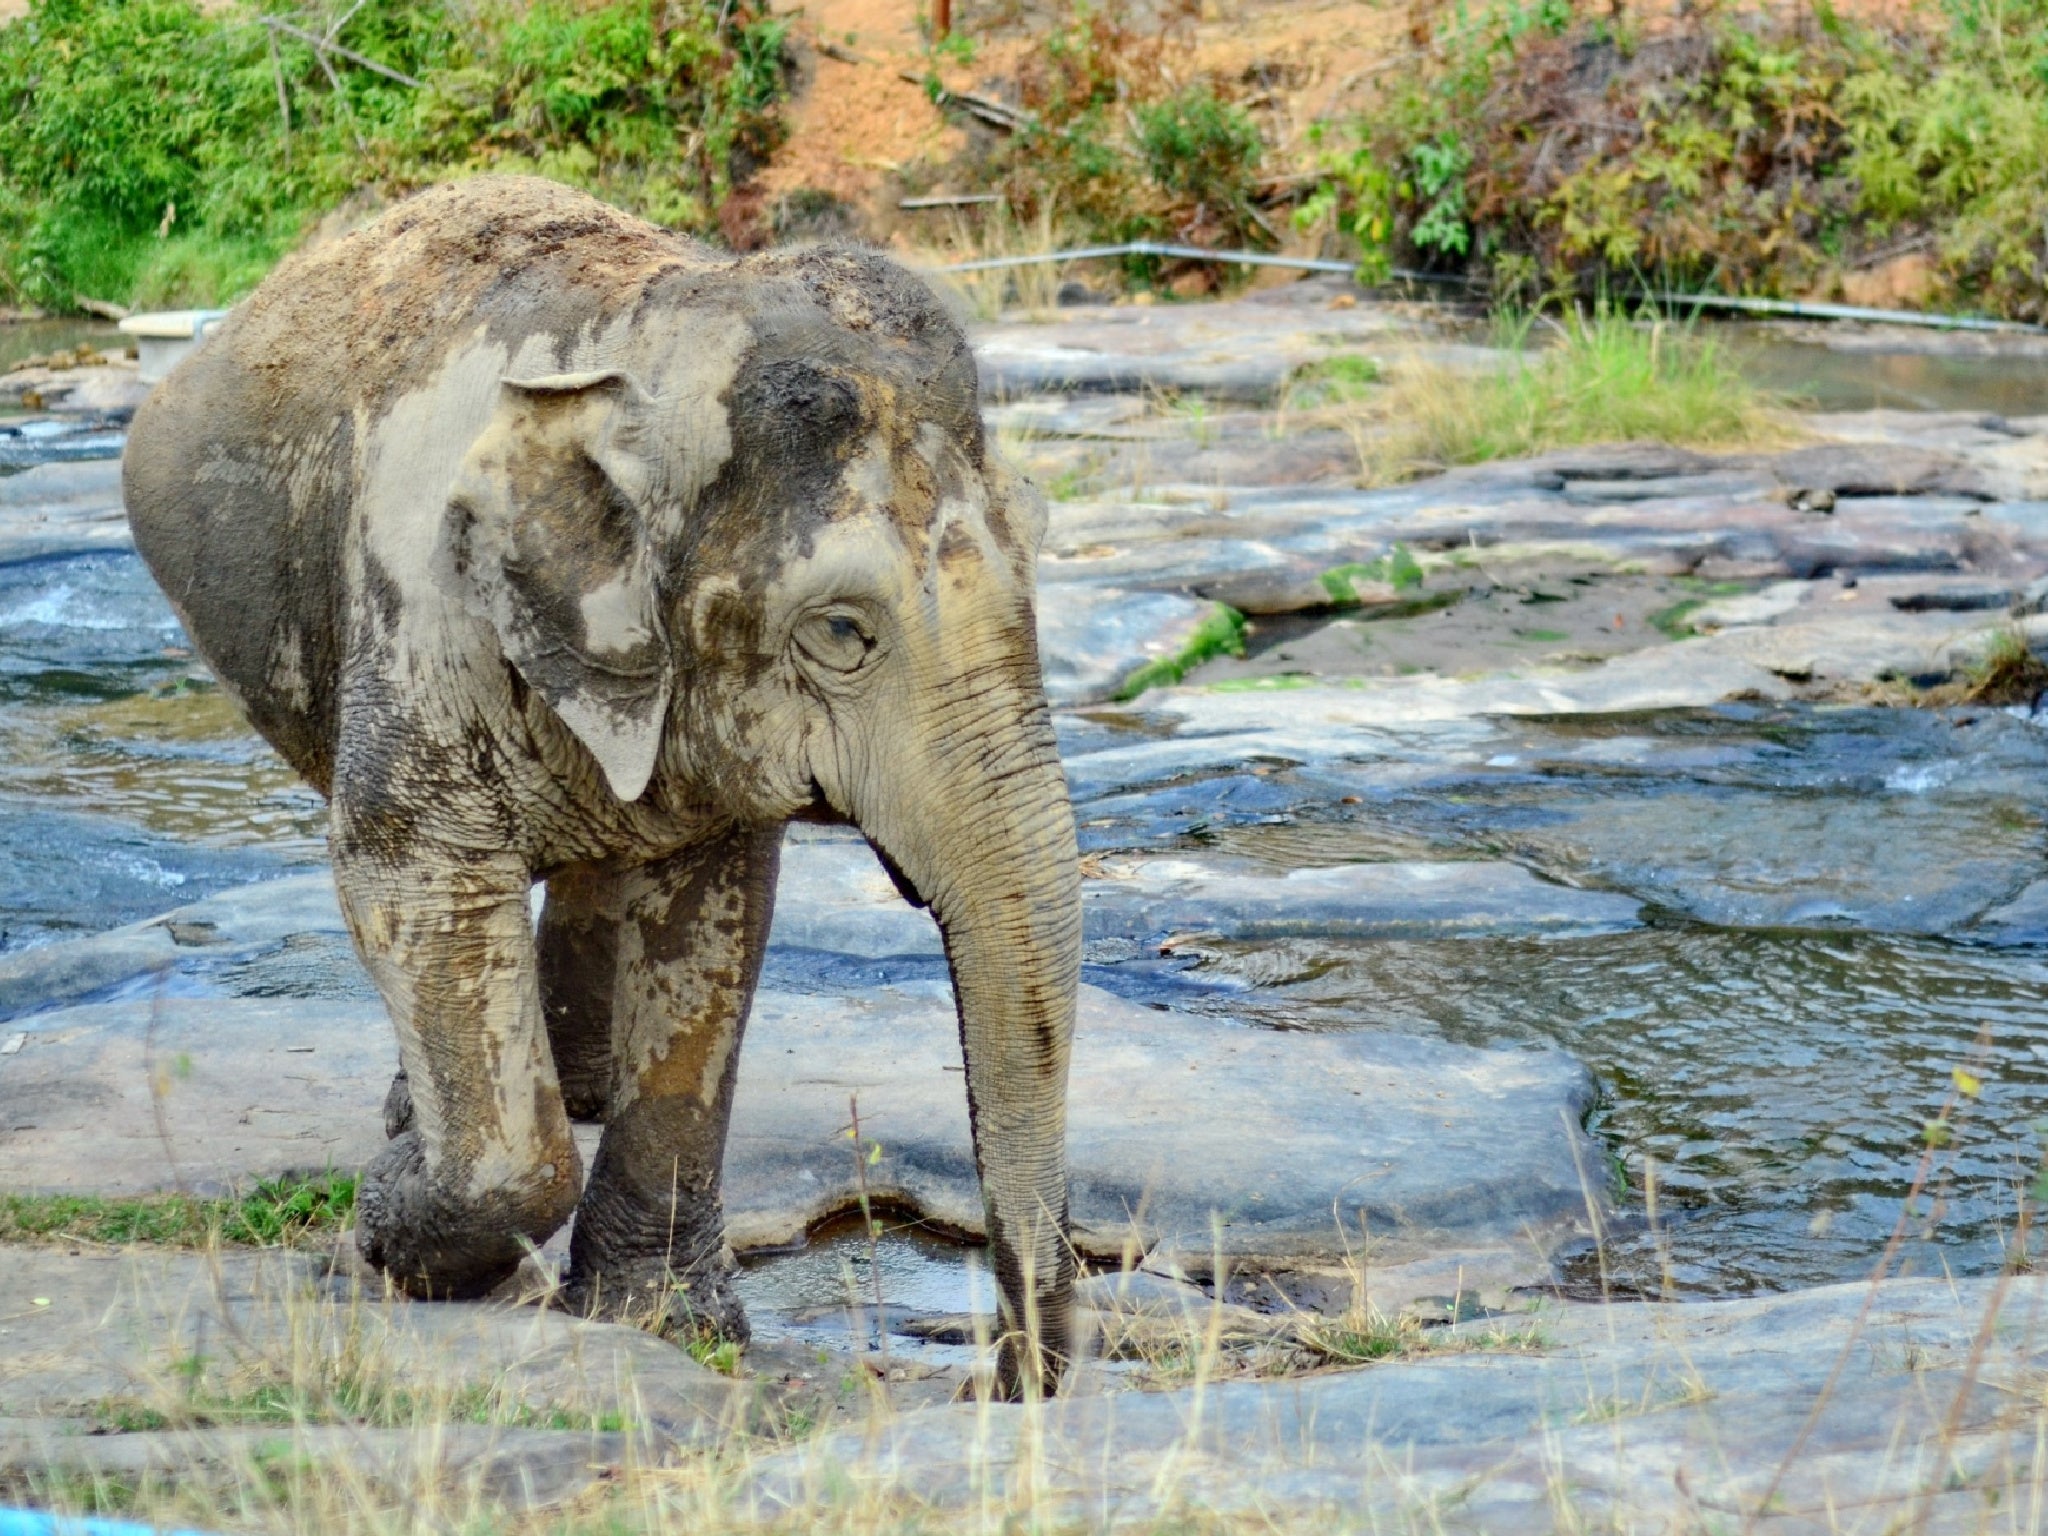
[446,370,672,803]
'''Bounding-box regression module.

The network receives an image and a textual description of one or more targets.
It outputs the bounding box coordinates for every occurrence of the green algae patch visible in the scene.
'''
[1209,673,1316,693]
[1115,604,1248,700]
[1322,545,1426,604]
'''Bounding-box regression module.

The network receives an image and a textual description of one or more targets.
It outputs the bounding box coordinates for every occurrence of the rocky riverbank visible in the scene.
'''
[4,287,2048,1528]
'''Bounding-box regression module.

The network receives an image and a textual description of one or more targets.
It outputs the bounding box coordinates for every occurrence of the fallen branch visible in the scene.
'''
[899,192,1002,209]
[258,14,422,88]
[813,37,880,66]
[896,69,1034,132]
[72,295,131,322]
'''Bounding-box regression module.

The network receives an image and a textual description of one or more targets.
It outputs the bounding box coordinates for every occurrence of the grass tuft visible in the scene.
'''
[1364,310,1790,481]
[1961,628,2048,706]
[0,1173,355,1249]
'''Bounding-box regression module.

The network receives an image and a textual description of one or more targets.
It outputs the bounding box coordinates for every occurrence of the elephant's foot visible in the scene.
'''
[555,1065,611,1125]
[559,1251,751,1345]
[356,1131,580,1299]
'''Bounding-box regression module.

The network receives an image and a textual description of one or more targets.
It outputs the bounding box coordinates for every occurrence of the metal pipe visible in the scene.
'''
[931,241,1465,285]
[924,241,2048,333]
[1647,289,2048,336]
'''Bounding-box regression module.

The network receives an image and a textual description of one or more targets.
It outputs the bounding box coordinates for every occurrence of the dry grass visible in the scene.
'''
[912,200,1075,323]
[11,1217,2048,1535]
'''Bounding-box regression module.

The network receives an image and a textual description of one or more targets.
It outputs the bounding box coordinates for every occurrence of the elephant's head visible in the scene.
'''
[443,249,1079,1393]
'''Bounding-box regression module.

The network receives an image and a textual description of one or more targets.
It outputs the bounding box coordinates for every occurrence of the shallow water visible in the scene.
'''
[0,551,321,948]
[1169,927,2048,1295]
[0,320,123,378]
[1726,330,2048,417]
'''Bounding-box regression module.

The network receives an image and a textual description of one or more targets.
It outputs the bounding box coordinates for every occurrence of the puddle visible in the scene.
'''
[738,1214,995,1318]
[738,1215,995,1361]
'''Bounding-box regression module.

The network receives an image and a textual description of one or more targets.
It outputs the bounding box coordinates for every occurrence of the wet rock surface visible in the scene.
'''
[8,293,2048,1519]
[0,930,1604,1280]
[751,1276,2048,1532]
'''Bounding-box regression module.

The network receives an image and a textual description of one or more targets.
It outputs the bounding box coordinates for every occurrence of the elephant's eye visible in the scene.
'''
[795,609,876,674]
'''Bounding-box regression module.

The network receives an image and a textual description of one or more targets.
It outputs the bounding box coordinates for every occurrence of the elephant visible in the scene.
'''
[122,176,1080,1393]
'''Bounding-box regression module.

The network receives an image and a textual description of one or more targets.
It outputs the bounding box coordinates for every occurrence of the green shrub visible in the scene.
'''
[0,0,789,311]
[1304,0,2048,321]
[998,1,1271,256]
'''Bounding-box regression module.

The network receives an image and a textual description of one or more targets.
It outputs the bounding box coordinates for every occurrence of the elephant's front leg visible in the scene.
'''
[337,844,583,1297]
[562,823,783,1342]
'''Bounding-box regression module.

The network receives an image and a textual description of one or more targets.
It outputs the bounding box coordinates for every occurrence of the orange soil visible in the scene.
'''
[761,0,1411,227]
[759,0,1940,233]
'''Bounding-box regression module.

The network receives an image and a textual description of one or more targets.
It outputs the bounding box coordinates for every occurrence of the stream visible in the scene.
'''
[4,317,2047,1321]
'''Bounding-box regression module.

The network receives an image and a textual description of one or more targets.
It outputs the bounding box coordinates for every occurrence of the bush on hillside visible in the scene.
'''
[1303,0,2048,321]
[994,1,1271,256]
[0,0,788,311]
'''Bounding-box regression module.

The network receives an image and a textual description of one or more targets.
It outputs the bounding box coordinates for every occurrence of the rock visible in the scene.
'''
[1033,583,1213,702]
[0,363,149,420]
[0,871,347,1020]
[0,459,130,563]
[1888,582,2018,611]
[747,1277,2048,1529]
[0,996,407,1194]
[1768,442,1997,501]
[970,302,1423,404]
[771,841,1636,958]
[768,838,941,958]
[1186,560,1341,614]
[1078,855,1639,940]
[1559,471,1776,504]
[0,972,1604,1279]
[726,984,1607,1272]
[1970,874,2048,943]
[0,1247,732,1443]
[1525,442,1722,486]
[0,1421,638,1508]
[1686,579,1813,630]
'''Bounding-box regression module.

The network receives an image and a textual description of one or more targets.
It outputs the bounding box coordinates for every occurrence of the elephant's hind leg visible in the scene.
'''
[562,824,782,1342]
[538,863,626,1123]
[336,842,583,1298]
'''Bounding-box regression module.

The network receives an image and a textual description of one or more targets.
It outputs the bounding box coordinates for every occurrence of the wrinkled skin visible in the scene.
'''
[122,178,1079,1394]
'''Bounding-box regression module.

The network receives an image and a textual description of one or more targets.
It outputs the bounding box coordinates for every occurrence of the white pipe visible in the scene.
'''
[923,241,2048,333]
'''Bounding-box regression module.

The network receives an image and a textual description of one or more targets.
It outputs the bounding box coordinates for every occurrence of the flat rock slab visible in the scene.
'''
[729,983,1602,1267]
[1077,854,1638,939]
[0,461,129,564]
[772,841,1639,958]
[0,1247,733,1439]
[750,1276,2048,1530]
[0,978,1602,1274]
[970,299,1422,403]
[0,1420,638,1509]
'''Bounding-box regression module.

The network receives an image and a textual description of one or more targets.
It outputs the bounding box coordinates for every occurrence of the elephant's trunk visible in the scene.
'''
[848,619,1081,1395]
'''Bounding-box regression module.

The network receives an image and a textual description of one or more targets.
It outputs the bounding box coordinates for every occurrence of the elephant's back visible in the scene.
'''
[125,178,713,794]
